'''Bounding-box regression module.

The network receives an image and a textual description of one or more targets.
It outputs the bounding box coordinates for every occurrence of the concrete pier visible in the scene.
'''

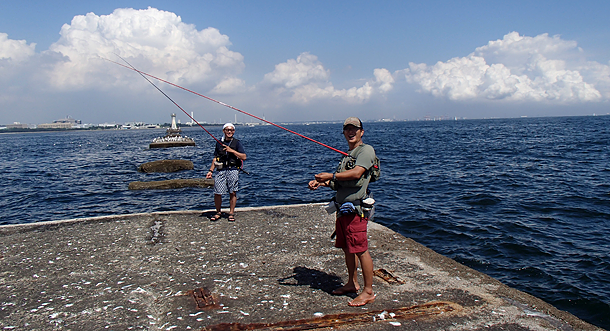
[0,204,601,330]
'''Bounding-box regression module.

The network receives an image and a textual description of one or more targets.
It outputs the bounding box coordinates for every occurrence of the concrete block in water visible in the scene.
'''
[128,178,213,190]
[137,159,194,173]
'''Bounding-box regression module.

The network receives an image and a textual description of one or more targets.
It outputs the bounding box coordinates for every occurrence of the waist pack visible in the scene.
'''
[339,202,356,215]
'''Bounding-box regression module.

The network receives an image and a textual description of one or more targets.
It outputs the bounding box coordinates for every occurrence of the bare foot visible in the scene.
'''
[331,285,359,295]
[348,292,376,307]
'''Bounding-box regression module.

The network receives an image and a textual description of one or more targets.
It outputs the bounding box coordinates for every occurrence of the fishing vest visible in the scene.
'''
[215,138,242,169]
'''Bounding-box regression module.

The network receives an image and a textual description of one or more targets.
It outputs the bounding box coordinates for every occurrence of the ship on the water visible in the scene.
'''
[149,113,196,148]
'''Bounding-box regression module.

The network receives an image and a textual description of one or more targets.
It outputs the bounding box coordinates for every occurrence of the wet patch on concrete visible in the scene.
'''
[146,219,166,245]
[263,209,299,219]
[502,296,576,331]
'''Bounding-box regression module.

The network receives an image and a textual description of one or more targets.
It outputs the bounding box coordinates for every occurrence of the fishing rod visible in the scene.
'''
[105,58,349,157]
[116,56,250,174]
[115,55,223,146]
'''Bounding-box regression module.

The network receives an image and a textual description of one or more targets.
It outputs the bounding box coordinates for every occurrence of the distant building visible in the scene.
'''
[7,122,29,129]
[54,117,81,125]
[37,122,73,129]
[38,116,82,129]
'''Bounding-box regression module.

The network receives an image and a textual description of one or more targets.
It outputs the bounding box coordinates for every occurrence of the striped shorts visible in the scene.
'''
[213,169,239,195]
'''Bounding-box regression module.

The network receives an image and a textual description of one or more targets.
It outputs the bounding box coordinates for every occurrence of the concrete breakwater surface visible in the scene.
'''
[0,205,600,330]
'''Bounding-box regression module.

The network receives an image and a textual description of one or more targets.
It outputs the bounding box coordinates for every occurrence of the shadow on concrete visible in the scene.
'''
[278,266,347,296]
[199,211,230,221]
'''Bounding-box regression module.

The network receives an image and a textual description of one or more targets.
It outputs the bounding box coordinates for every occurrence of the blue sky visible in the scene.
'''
[1,0,609,125]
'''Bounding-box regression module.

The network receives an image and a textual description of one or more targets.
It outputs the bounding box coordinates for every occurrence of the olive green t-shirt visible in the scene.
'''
[333,144,376,204]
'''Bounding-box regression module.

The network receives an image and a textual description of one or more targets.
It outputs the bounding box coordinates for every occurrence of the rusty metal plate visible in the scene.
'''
[373,268,405,284]
[202,301,458,330]
[189,287,221,310]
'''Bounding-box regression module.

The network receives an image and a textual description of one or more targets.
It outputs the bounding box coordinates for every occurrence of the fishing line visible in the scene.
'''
[105,58,349,157]
[114,55,223,145]
[115,56,251,174]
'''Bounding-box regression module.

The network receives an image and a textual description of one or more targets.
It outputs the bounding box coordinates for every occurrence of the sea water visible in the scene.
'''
[0,116,609,329]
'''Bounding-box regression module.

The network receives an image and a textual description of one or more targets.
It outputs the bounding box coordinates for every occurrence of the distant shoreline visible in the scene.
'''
[0,127,134,134]
[2,114,607,135]
[0,123,231,134]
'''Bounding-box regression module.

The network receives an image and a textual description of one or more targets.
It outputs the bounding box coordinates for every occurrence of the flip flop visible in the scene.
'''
[210,213,222,221]
[228,214,236,222]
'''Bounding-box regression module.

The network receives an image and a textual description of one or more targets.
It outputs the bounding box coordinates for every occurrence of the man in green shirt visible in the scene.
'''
[308,117,377,307]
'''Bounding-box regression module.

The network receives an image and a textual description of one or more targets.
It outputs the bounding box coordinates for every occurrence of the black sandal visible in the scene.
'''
[210,213,222,221]
[228,214,235,222]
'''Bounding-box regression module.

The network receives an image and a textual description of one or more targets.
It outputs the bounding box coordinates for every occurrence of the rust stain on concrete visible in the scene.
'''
[201,301,459,330]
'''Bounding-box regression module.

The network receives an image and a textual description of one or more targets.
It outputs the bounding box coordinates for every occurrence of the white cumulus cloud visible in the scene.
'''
[0,33,36,61]
[46,7,245,92]
[402,32,607,102]
[374,68,395,93]
[263,52,330,88]
[261,52,393,104]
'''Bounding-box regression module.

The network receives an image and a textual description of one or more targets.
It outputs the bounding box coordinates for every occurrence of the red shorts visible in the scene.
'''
[335,214,368,254]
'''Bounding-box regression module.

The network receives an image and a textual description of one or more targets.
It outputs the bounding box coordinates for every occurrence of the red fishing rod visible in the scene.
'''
[105,58,349,157]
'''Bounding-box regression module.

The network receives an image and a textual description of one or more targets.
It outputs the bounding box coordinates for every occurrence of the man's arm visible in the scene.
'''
[206,157,216,179]
[224,143,247,161]
[309,166,366,190]
[314,166,366,183]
